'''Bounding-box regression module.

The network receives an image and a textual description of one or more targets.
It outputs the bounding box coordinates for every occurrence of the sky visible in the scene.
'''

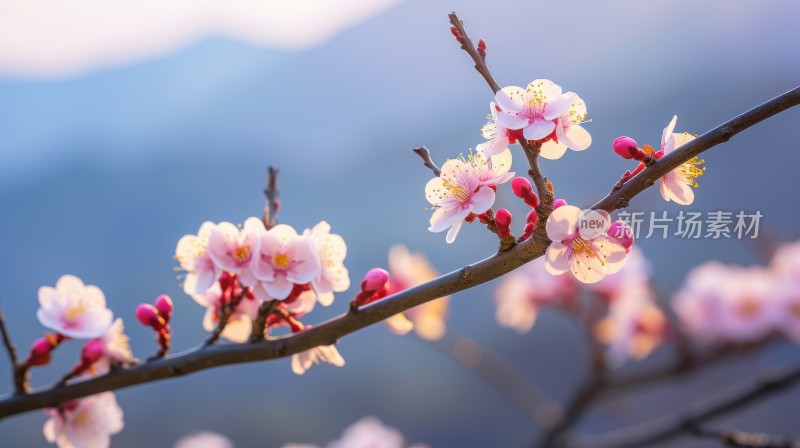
[0,1,799,446]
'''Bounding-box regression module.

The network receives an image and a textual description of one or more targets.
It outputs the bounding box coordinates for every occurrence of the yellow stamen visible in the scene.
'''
[442,181,470,202]
[680,156,706,188]
[570,237,605,267]
[66,306,85,320]
[273,253,291,270]
[233,246,250,262]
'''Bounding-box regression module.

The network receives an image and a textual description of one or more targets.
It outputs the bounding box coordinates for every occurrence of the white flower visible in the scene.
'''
[281,416,428,448]
[43,392,124,448]
[544,206,627,283]
[304,221,350,307]
[658,115,704,205]
[176,221,220,296]
[539,93,592,160]
[587,246,651,299]
[494,79,575,141]
[291,345,345,375]
[494,257,575,333]
[37,275,114,339]
[174,432,234,448]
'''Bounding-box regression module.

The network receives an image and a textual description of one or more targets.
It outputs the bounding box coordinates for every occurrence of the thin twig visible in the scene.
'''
[690,426,800,448]
[0,299,26,394]
[0,27,796,424]
[448,12,501,94]
[205,288,248,346]
[571,364,800,448]
[250,300,278,343]
[412,146,441,177]
[262,166,280,229]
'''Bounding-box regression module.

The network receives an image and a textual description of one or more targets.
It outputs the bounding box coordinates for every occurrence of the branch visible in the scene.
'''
[0,298,26,394]
[448,12,501,94]
[0,86,795,421]
[690,426,800,448]
[571,364,800,448]
[262,166,280,229]
[412,146,441,177]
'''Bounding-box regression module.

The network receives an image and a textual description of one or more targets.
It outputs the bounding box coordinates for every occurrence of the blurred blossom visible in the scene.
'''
[304,221,350,307]
[291,345,345,375]
[385,245,449,340]
[174,431,234,448]
[587,246,651,300]
[43,392,124,448]
[0,0,402,77]
[282,416,428,448]
[93,318,138,374]
[494,257,576,333]
[672,262,775,343]
[595,285,666,367]
[770,240,800,279]
[37,275,114,339]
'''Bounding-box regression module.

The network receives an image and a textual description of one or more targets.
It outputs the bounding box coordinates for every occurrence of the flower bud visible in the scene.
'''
[361,268,390,294]
[80,339,105,364]
[154,294,173,323]
[613,136,647,161]
[477,38,487,56]
[26,337,54,366]
[552,199,568,210]
[608,221,635,252]
[511,177,540,208]
[495,209,512,238]
[135,304,165,331]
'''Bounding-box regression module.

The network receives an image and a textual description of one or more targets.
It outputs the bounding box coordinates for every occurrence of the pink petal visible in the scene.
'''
[543,92,575,121]
[560,124,592,151]
[545,205,581,242]
[539,141,568,160]
[545,242,570,275]
[494,86,525,112]
[469,186,496,214]
[523,118,556,141]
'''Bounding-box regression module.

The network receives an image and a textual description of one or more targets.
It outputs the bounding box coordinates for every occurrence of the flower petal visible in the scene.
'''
[523,118,556,141]
[545,205,581,242]
[545,242,571,275]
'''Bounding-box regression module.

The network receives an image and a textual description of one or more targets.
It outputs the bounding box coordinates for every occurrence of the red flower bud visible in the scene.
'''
[511,177,540,208]
[154,294,173,323]
[477,38,487,56]
[450,27,462,43]
[613,136,647,161]
[135,304,166,332]
[495,209,512,238]
[608,221,635,252]
[552,199,568,210]
[26,337,54,366]
[361,268,390,294]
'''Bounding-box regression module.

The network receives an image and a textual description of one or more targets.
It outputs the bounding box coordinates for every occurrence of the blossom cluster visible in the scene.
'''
[673,240,800,343]
[281,416,429,448]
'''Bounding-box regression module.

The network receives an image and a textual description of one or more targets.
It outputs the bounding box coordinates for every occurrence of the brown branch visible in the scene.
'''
[412,146,441,177]
[205,288,248,346]
[571,363,800,448]
[0,34,795,426]
[448,12,501,94]
[250,300,277,343]
[690,426,800,448]
[0,299,27,394]
[262,166,280,229]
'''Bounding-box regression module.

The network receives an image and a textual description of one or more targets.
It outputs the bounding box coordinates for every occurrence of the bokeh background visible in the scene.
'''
[1,1,799,446]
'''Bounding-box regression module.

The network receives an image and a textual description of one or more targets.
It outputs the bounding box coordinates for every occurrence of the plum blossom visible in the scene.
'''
[192,281,261,343]
[595,285,666,367]
[477,101,517,156]
[658,115,705,205]
[282,416,428,448]
[384,245,449,340]
[494,257,576,333]
[672,262,775,342]
[539,93,592,160]
[43,392,124,448]
[426,157,499,244]
[544,205,627,283]
[92,318,138,373]
[493,80,575,142]
[207,218,266,286]
[37,275,114,339]
[174,432,234,448]
[252,224,320,300]
[304,221,350,307]
[175,222,220,296]
[291,344,345,375]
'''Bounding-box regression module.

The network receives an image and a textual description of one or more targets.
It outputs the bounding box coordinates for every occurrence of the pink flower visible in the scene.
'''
[175,222,220,296]
[658,115,704,205]
[291,345,345,375]
[384,245,450,340]
[493,80,575,141]
[494,257,576,333]
[595,285,666,367]
[43,392,124,448]
[207,218,266,286]
[37,275,114,339]
[192,282,261,343]
[476,102,516,156]
[93,318,138,373]
[587,246,651,300]
[282,416,428,448]
[425,159,496,244]
[539,93,592,160]
[174,432,233,448]
[544,206,628,283]
[252,224,321,300]
[304,221,350,307]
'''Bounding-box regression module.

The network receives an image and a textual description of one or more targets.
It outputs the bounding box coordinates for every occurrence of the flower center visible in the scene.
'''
[737,299,761,319]
[233,246,250,262]
[570,237,605,266]
[443,181,470,202]
[790,302,800,318]
[680,156,706,187]
[273,253,291,270]
[72,409,89,426]
[65,304,86,320]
